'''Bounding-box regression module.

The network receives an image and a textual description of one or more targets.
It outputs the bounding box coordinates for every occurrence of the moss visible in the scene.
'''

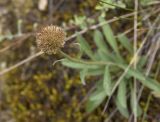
[1,65,107,122]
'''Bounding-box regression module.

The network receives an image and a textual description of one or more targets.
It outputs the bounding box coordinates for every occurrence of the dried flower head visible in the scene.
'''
[36,25,66,54]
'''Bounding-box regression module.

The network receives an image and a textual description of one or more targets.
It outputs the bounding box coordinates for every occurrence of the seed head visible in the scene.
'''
[36,25,66,54]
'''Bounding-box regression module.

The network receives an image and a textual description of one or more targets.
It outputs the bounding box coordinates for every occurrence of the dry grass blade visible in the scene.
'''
[133,0,138,121]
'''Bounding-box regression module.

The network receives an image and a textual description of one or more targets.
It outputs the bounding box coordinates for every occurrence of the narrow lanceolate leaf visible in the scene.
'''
[137,56,147,69]
[93,30,109,53]
[116,97,129,118]
[103,66,112,96]
[77,35,95,60]
[87,68,104,76]
[89,89,106,101]
[87,84,107,113]
[130,87,142,117]
[142,78,160,93]
[100,18,119,54]
[117,80,127,108]
[120,64,160,92]
[117,34,133,54]
[97,49,113,61]
[61,59,100,69]
[86,94,106,113]
[80,68,88,85]
[100,19,124,63]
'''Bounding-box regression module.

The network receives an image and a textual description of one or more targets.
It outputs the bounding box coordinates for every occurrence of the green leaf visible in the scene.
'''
[142,78,160,93]
[89,81,107,101]
[87,68,104,76]
[130,86,142,117]
[89,89,106,101]
[77,35,95,60]
[117,80,127,108]
[74,15,87,29]
[137,56,147,69]
[115,96,129,118]
[117,34,133,54]
[103,66,112,96]
[80,68,88,85]
[97,49,113,61]
[61,59,101,69]
[86,83,107,112]
[100,19,119,54]
[120,64,160,92]
[99,19,125,63]
[86,96,105,113]
[93,30,109,53]
[140,0,153,6]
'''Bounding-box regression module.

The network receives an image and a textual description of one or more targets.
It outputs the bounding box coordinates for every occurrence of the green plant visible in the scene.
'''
[60,16,160,118]
[95,0,126,10]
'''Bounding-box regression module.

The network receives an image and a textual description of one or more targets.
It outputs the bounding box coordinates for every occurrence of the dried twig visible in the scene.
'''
[0,51,44,76]
[133,0,138,121]
[0,33,32,54]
